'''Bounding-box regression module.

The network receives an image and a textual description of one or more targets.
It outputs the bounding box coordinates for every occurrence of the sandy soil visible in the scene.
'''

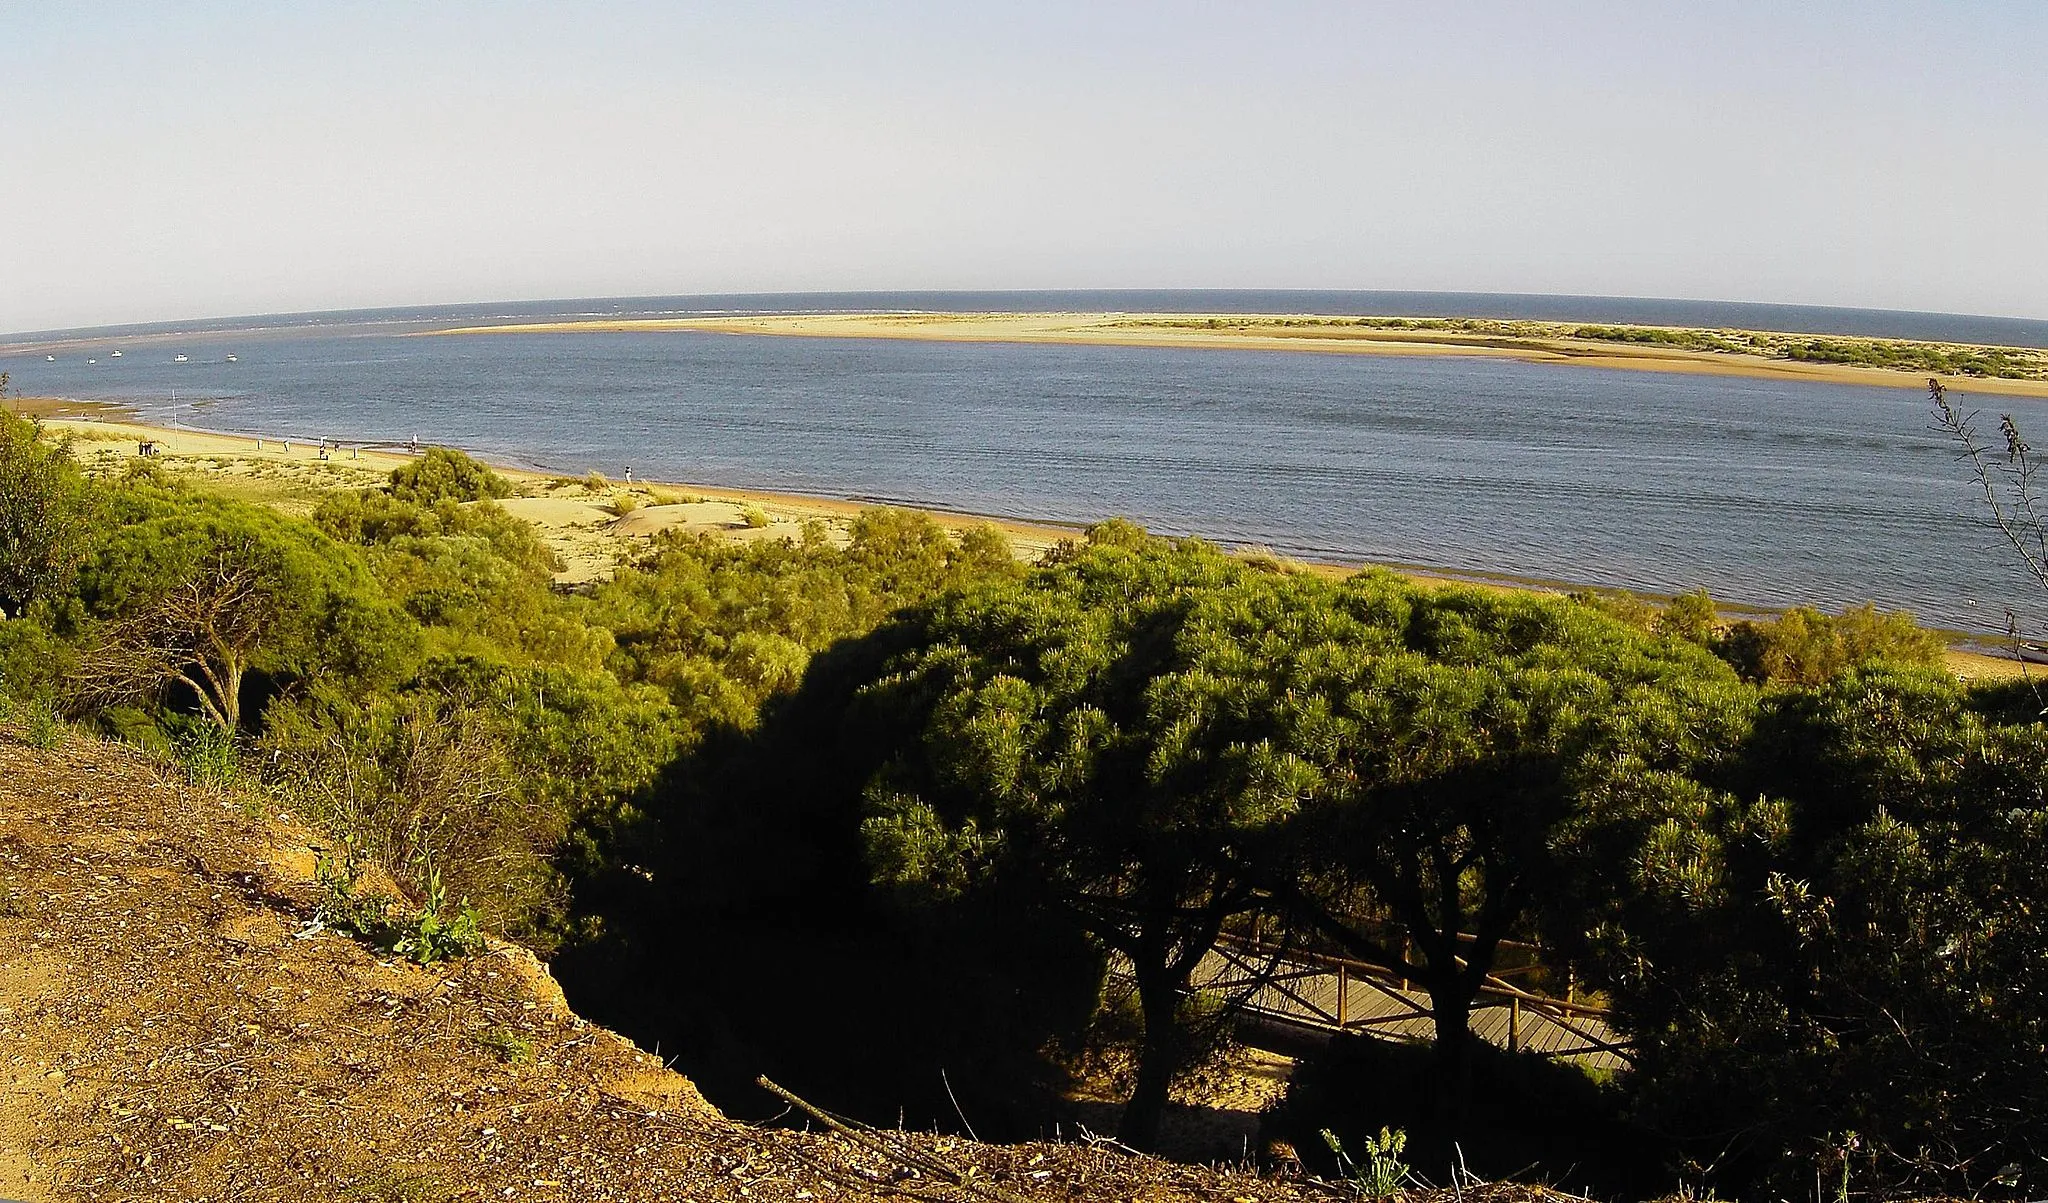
[1064,1047,1297,1166]
[426,312,2048,399]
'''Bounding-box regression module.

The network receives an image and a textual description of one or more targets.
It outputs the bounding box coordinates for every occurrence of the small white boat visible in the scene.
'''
[110,349,123,358]
[172,354,188,363]
[45,355,55,361]
[225,354,238,363]
[87,358,97,364]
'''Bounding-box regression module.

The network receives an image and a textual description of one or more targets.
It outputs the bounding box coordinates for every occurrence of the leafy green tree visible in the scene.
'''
[75,496,419,728]
[316,487,604,669]
[590,509,1019,726]
[316,486,553,571]
[0,410,97,618]
[857,526,1293,1149]
[1580,666,2048,1198]
[1249,580,1751,1127]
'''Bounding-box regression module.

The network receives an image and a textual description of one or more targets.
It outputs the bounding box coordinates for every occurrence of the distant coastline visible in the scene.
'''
[426,311,2048,398]
[12,290,2048,350]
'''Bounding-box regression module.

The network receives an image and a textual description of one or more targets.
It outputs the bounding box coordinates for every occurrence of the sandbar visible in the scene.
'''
[425,312,2048,400]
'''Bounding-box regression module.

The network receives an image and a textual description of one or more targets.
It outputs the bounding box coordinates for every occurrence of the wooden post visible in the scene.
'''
[1509,995,1522,1052]
[1336,965,1349,1027]
[1399,938,1410,993]
[1565,963,1576,1005]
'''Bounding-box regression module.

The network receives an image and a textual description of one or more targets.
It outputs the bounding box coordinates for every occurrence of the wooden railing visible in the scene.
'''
[1111,931,1635,1069]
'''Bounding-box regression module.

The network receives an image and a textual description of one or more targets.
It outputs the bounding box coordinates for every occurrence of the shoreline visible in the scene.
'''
[14,404,2028,677]
[22,407,1575,592]
[22,405,1084,571]
[9,404,1691,598]
[423,311,2048,399]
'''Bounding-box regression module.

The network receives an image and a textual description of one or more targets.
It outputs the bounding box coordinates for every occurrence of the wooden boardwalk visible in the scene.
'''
[1121,936,1633,1074]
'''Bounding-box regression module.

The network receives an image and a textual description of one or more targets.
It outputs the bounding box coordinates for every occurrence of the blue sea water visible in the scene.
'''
[6,291,2046,634]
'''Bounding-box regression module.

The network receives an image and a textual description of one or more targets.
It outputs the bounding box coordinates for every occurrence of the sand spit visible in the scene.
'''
[425,311,2048,399]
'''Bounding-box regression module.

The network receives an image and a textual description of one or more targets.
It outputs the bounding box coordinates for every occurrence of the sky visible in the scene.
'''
[6,2,2047,334]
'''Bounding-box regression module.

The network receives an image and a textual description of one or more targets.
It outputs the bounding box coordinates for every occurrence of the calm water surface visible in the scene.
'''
[6,293,2046,634]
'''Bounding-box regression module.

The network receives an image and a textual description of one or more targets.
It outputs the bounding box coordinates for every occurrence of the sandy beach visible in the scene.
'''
[425,311,2048,399]
[28,410,1078,585]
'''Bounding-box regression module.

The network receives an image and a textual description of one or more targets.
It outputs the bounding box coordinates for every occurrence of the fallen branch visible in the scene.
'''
[756,1075,1039,1203]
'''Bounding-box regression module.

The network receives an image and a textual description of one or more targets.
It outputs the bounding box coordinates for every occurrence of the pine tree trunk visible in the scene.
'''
[1117,966,1181,1151]
[1428,976,1477,1134]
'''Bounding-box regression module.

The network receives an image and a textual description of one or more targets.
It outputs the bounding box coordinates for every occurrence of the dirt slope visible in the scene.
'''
[0,730,1364,1203]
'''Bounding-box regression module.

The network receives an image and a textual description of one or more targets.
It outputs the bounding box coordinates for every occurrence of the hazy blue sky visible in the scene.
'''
[7,2,2046,332]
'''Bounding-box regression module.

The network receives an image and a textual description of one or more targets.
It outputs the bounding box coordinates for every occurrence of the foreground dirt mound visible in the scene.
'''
[0,732,1377,1202]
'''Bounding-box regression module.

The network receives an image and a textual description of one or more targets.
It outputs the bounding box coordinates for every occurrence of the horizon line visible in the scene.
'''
[9,286,2048,345]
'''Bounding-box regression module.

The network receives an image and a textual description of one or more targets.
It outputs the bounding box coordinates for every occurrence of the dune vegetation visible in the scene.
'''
[1120,315,2048,381]
[3,405,2043,1200]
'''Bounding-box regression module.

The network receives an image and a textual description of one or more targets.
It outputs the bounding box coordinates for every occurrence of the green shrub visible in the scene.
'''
[386,448,513,505]
[1570,587,1657,631]
[1715,602,1945,684]
[0,615,72,708]
[0,410,99,616]
[1321,1126,1411,1199]
[472,1026,535,1065]
[1655,587,1719,645]
[93,705,173,757]
[174,721,240,785]
[20,698,61,750]
[314,849,483,966]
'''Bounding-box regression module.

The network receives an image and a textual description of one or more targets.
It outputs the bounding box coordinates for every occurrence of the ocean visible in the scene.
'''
[6,290,2047,635]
